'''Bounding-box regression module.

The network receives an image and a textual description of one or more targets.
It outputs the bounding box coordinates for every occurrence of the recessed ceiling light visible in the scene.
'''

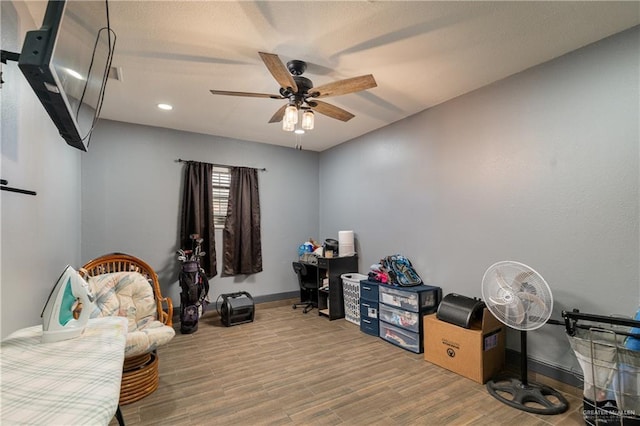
[157,103,173,110]
[294,129,305,135]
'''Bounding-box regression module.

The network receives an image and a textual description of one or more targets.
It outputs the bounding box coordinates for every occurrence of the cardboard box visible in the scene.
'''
[423,309,505,384]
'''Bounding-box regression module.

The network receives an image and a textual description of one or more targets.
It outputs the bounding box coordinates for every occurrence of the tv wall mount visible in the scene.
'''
[1,50,20,85]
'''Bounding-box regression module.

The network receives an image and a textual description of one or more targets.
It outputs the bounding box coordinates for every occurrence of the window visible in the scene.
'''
[212,166,230,228]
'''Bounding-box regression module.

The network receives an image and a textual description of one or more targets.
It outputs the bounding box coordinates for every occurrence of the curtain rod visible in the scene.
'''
[176,158,266,171]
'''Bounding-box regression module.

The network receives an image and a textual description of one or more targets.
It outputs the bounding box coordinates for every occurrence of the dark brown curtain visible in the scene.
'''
[180,161,217,277]
[222,167,262,276]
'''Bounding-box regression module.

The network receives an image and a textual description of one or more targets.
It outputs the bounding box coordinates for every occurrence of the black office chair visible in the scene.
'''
[292,261,318,314]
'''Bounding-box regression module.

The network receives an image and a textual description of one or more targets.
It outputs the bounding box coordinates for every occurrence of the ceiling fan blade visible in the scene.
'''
[309,74,377,98]
[210,90,284,99]
[308,100,355,122]
[268,104,287,123]
[258,52,298,93]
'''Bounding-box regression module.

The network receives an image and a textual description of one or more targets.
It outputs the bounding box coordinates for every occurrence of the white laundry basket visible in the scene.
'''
[341,273,367,325]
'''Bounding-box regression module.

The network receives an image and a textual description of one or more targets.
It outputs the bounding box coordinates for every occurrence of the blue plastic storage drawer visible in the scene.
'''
[360,280,379,301]
[379,304,420,333]
[360,300,378,336]
[378,284,441,313]
[360,300,378,320]
[379,321,422,353]
[360,316,379,336]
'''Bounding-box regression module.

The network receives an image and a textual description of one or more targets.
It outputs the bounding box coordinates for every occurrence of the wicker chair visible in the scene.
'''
[81,253,174,405]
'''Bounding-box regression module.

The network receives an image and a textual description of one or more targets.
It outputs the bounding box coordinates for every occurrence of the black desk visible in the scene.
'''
[302,255,358,320]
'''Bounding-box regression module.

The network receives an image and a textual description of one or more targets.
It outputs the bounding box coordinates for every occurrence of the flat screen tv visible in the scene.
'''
[18,0,115,151]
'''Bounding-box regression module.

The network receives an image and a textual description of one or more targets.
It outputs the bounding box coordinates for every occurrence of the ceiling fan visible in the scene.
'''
[210,52,377,130]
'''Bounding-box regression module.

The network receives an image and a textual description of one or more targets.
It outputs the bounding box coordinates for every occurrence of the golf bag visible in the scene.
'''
[179,260,209,334]
[177,234,210,334]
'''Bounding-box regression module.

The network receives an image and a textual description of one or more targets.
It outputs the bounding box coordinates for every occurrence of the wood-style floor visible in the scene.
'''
[111,301,585,426]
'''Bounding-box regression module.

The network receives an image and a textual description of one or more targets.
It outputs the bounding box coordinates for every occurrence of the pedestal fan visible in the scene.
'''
[481,261,569,415]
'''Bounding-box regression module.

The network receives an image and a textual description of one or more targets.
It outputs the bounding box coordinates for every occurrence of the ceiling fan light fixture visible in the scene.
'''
[210,52,377,136]
[284,104,298,125]
[301,110,314,130]
[294,129,305,135]
[282,118,295,132]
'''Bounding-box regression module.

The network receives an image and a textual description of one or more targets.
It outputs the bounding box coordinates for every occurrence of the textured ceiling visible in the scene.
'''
[25,1,640,151]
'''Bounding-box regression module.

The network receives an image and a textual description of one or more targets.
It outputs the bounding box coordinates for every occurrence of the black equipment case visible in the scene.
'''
[220,291,255,327]
[436,293,486,329]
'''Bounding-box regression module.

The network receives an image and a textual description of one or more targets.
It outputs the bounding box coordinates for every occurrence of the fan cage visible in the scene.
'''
[481,261,553,331]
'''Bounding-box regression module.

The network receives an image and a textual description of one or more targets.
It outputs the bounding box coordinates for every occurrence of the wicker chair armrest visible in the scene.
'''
[160,296,174,327]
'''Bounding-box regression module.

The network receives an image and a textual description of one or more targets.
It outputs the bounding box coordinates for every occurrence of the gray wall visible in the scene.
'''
[81,121,319,306]
[2,0,637,381]
[319,27,640,372]
[1,1,83,338]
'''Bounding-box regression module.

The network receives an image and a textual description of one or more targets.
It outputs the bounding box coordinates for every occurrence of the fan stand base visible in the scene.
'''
[486,377,569,415]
